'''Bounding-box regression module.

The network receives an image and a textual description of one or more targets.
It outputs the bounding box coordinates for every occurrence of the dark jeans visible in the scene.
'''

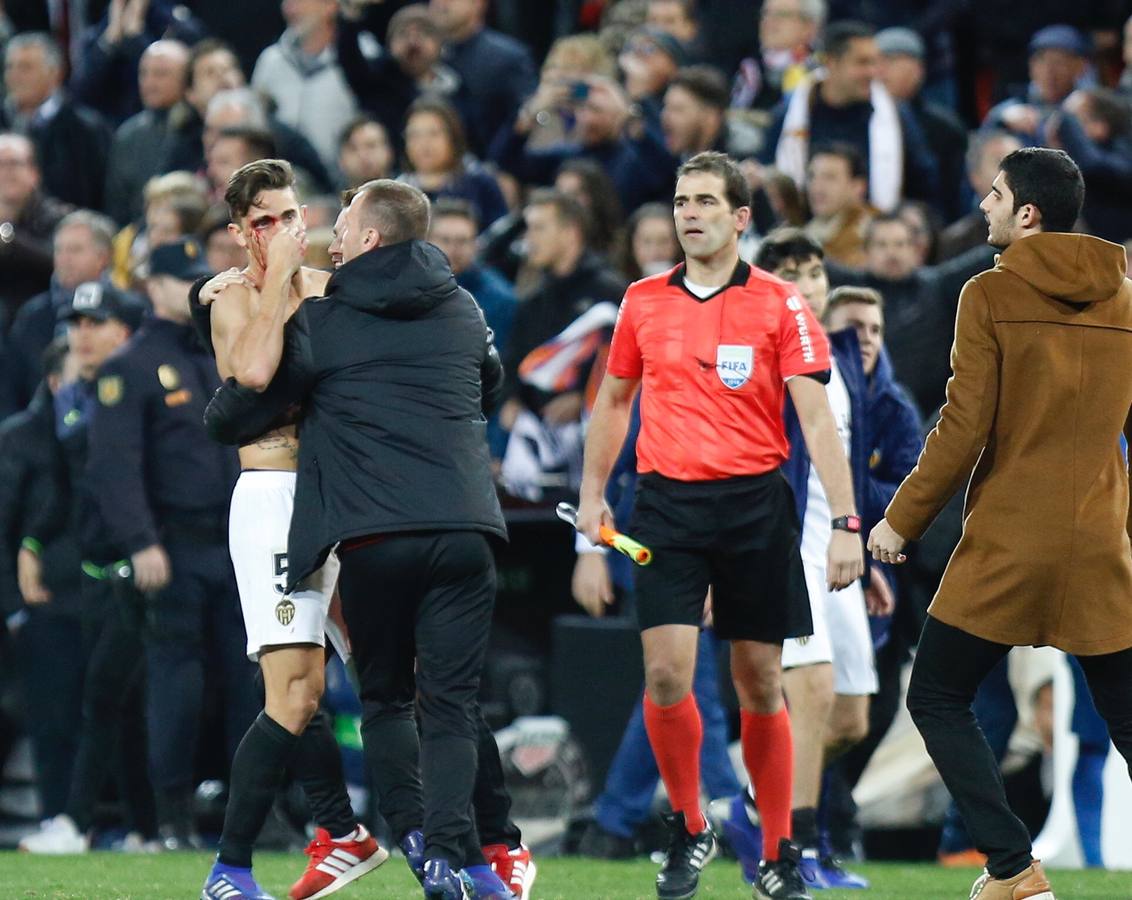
[67,577,155,835]
[938,657,1015,855]
[907,615,1132,880]
[143,539,257,797]
[337,531,496,869]
[15,606,83,818]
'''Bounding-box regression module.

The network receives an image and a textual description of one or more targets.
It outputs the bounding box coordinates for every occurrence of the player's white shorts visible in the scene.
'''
[781,555,878,696]
[229,470,341,661]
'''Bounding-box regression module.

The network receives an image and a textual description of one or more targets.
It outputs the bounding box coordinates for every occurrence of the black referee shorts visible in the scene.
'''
[629,469,813,643]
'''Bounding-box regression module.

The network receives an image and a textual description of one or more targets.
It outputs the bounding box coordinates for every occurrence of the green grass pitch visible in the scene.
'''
[3,853,1132,899]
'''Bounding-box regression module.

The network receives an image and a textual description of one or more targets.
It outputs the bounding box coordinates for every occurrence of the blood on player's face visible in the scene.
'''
[230,187,306,268]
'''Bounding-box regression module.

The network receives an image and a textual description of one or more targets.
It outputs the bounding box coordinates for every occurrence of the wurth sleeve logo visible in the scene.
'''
[786,296,816,364]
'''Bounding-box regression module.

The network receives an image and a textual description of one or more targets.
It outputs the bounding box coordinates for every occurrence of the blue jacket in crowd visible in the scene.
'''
[458,263,517,459]
[860,342,924,532]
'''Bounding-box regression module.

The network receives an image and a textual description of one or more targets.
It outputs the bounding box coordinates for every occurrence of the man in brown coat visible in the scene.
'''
[869,147,1132,900]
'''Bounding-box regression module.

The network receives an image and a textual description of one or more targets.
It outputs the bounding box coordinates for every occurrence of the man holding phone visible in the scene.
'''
[491,74,677,213]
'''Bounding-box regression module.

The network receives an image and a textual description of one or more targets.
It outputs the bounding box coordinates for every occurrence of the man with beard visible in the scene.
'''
[870,148,1132,900]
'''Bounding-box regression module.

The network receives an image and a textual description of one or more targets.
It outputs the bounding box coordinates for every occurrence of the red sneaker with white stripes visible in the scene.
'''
[481,843,537,900]
[288,825,388,899]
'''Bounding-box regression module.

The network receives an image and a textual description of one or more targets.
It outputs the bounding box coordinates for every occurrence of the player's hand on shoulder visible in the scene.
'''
[301,266,332,298]
[200,268,252,306]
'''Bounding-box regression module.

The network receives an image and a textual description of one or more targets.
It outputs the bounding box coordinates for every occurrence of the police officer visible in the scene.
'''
[14,284,162,853]
[85,238,257,849]
[1,340,85,834]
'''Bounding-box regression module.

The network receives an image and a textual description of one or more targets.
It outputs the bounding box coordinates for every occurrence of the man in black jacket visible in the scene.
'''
[429,0,537,154]
[0,33,112,211]
[827,214,994,419]
[3,211,125,418]
[205,180,517,899]
[0,133,73,329]
[291,180,508,899]
[202,184,534,900]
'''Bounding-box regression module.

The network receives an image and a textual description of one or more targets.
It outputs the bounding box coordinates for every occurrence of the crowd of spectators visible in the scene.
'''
[1,0,1131,859]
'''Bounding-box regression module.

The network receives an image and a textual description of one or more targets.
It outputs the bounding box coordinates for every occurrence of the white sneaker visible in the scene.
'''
[18,815,90,854]
[115,831,163,853]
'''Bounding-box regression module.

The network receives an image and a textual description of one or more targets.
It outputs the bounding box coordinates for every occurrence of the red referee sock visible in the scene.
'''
[643,692,705,834]
[740,707,794,861]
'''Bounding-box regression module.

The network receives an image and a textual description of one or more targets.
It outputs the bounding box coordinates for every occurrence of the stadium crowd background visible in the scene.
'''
[0,0,1131,866]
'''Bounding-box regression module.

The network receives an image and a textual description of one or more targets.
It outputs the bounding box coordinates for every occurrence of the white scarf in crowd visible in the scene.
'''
[500,303,620,502]
[774,72,904,213]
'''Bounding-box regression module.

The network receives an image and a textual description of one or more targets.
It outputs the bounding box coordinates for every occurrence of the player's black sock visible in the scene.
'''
[292,709,357,839]
[218,712,298,867]
[792,806,819,850]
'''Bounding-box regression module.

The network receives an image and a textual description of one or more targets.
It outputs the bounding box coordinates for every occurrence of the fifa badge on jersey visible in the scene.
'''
[97,375,123,406]
[716,344,753,389]
[275,598,296,626]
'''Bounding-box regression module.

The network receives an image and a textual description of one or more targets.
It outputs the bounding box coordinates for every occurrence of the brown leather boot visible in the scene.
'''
[969,860,1055,900]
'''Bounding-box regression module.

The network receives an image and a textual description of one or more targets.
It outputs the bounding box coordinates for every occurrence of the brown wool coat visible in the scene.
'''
[886,232,1132,655]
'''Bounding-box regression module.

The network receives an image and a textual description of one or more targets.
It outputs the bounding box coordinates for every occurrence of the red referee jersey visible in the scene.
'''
[606,261,831,481]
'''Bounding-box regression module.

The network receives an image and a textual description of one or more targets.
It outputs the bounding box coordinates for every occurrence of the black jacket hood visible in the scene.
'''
[325,239,457,318]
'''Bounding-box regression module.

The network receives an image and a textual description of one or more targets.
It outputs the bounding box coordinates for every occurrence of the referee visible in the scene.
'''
[578,152,863,900]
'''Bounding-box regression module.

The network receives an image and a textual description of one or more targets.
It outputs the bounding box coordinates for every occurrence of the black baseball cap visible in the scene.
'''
[148,238,213,282]
[58,281,136,325]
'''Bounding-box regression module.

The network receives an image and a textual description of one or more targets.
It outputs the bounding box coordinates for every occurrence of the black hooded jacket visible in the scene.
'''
[284,239,507,587]
[196,263,505,446]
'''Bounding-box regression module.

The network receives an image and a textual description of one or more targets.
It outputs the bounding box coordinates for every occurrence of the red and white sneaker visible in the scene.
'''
[288,825,388,899]
[482,843,536,900]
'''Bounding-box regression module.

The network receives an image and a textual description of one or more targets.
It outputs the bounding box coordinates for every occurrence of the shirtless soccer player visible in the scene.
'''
[198,159,386,900]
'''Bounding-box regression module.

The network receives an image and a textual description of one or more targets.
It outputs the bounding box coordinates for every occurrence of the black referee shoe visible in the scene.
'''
[655,811,717,900]
[754,838,813,899]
